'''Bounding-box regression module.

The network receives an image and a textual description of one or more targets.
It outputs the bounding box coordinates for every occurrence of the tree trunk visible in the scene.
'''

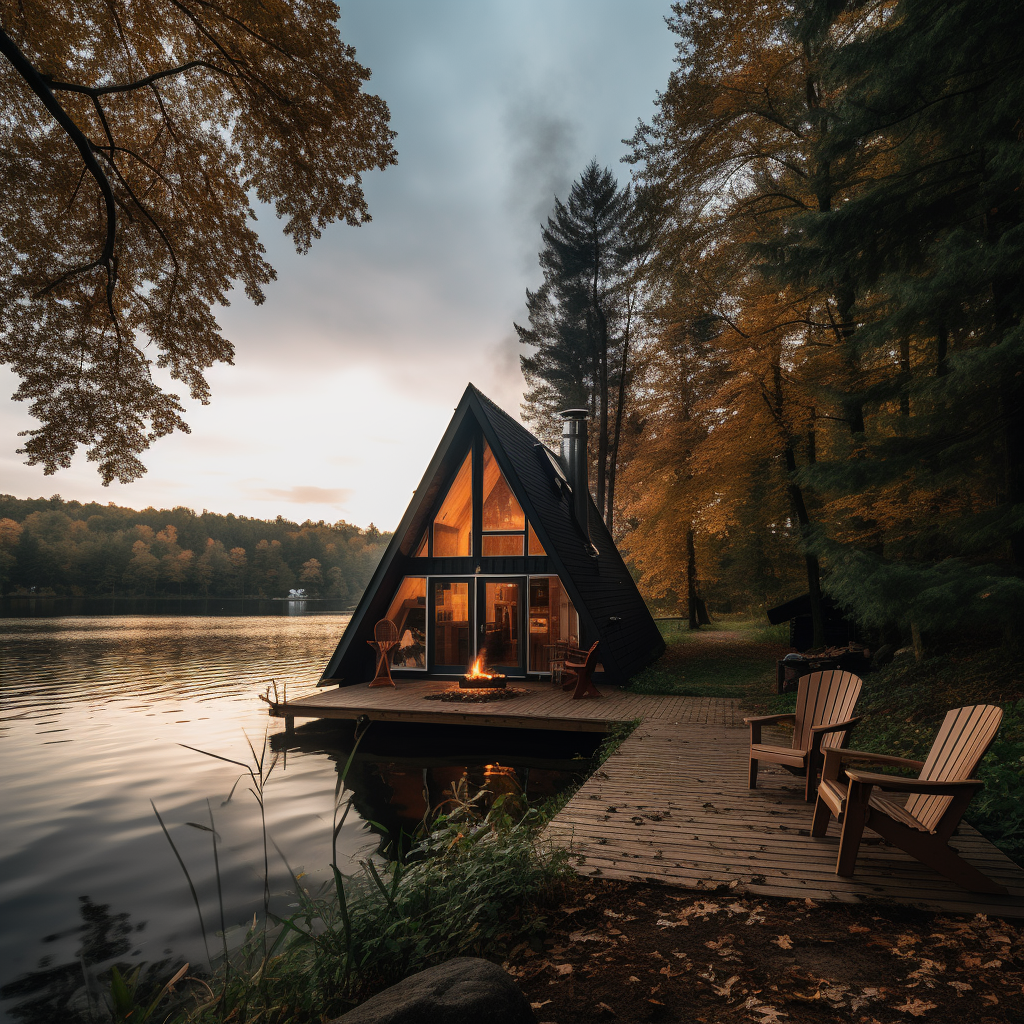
[606,293,633,532]
[687,525,700,629]
[773,353,826,649]
[900,336,911,418]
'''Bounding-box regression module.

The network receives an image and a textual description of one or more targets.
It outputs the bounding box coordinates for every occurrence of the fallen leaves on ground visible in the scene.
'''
[502,879,1023,1024]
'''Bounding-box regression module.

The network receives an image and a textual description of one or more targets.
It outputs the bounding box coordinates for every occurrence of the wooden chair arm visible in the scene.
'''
[820,745,924,785]
[844,770,984,794]
[746,713,795,746]
[810,716,861,735]
[823,748,926,770]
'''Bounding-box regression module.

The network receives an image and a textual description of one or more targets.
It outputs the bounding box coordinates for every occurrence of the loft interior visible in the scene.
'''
[319,384,664,687]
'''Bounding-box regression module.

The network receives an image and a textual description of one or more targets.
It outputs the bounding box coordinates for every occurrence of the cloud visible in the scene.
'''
[261,486,354,506]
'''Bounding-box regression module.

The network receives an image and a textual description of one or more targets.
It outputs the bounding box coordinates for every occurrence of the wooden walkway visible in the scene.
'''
[545,719,1024,918]
[270,681,1024,916]
[269,679,742,733]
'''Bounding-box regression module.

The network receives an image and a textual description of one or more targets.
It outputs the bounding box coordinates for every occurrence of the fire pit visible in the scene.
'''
[460,655,507,689]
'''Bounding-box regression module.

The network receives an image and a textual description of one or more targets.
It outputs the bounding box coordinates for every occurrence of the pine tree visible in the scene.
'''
[517,161,634,528]
[769,0,1024,640]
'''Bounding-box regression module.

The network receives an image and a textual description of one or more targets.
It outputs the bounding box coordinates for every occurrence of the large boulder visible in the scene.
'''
[333,957,536,1024]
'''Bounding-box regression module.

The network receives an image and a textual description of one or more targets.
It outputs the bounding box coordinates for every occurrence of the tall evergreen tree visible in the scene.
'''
[517,161,634,529]
[768,0,1024,640]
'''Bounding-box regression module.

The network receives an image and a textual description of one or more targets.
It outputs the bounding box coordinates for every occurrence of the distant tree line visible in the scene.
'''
[0,494,390,602]
[520,0,1024,646]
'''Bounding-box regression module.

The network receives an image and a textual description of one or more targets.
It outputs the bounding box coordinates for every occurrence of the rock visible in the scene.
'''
[870,643,895,669]
[332,957,536,1024]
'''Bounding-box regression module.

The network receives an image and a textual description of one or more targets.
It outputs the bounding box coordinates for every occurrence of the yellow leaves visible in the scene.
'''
[771,935,793,949]
[2,1,396,483]
[895,997,938,1016]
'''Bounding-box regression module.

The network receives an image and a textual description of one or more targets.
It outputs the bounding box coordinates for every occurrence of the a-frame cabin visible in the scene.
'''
[319,384,664,687]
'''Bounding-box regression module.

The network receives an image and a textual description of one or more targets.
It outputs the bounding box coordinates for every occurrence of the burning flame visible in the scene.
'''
[465,655,501,681]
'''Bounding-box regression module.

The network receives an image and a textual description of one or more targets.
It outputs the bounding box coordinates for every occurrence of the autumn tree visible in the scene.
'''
[624,0,850,639]
[299,556,323,596]
[0,1,396,484]
[0,517,22,592]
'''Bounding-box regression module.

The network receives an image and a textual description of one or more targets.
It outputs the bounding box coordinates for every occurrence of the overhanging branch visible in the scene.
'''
[0,26,117,289]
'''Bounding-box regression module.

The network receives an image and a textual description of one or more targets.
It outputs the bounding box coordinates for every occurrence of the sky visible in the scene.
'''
[0,0,679,532]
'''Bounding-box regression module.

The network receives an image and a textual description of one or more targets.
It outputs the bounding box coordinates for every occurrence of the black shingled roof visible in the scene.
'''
[319,383,665,686]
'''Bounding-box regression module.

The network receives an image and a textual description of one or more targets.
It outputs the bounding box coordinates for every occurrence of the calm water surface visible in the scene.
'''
[0,616,593,1022]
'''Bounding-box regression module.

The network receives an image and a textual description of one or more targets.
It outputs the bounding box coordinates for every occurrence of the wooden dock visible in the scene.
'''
[269,679,741,732]
[545,719,1024,918]
[270,682,1024,916]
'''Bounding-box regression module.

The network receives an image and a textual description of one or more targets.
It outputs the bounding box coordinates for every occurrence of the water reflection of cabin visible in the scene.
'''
[319,384,664,687]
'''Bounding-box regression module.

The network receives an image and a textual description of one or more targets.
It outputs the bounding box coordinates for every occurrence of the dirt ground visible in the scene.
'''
[503,879,1023,1024]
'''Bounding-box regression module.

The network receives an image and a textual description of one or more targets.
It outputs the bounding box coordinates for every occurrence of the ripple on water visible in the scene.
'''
[0,615,364,1021]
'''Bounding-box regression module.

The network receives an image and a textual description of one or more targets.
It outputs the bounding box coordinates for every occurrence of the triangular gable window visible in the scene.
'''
[413,530,428,557]
[433,452,473,556]
[482,441,526,555]
[528,523,546,556]
[482,441,524,530]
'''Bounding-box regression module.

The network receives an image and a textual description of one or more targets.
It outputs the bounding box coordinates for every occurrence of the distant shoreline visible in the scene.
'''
[1,595,355,618]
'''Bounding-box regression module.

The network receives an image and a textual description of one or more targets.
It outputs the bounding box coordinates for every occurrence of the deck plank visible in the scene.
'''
[271,679,741,732]
[544,721,1024,917]
[271,680,1024,916]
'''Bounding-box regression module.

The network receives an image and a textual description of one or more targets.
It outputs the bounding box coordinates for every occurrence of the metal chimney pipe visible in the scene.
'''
[559,408,591,546]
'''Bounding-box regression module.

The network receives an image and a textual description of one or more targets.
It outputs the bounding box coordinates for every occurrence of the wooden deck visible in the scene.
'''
[545,719,1024,917]
[270,681,1024,916]
[269,679,742,732]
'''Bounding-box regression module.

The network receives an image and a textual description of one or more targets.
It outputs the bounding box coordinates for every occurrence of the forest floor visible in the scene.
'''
[504,877,1023,1024]
[626,617,789,699]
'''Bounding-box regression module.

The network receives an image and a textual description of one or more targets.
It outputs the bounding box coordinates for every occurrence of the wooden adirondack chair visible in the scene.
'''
[562,641,601,700]
[367,619,399,688]
[745,669,863,802]
[811,705,1007,893]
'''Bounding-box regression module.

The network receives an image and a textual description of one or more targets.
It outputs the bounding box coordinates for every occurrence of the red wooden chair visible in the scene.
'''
[744,669,863,802]
[562,641,601,700]
[811,704,1007,893]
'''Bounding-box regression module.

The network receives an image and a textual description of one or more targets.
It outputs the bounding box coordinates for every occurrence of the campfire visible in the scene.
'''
[460,655,507,689]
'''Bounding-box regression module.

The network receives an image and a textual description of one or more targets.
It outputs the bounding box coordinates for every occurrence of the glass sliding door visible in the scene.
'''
[528,576,579,672]
[385,577,427,669]
[431,580,472,672]
[477,577,525,676]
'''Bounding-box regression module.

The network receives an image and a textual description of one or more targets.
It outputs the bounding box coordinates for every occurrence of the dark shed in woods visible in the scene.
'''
[319,384,664,687]
[767,593,860,652]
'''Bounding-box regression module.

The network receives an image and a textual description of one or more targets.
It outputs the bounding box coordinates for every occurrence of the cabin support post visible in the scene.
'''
[285,715,294,736]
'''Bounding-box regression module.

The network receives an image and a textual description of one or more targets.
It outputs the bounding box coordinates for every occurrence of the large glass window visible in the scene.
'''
[482,443,525,531]
[482,441,526,558]
[434,581,471,667]
[481,580,520,669]
[482,534,524,557]
[386,577,427,669]
[528,576,579,672]
[433,452,473,557]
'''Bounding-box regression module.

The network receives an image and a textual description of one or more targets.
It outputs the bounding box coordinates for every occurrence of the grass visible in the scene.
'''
[626,617,787,697]
[105,720,607,1024]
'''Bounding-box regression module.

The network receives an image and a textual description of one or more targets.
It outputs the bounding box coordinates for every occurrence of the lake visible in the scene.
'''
[0,615,597,1023]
